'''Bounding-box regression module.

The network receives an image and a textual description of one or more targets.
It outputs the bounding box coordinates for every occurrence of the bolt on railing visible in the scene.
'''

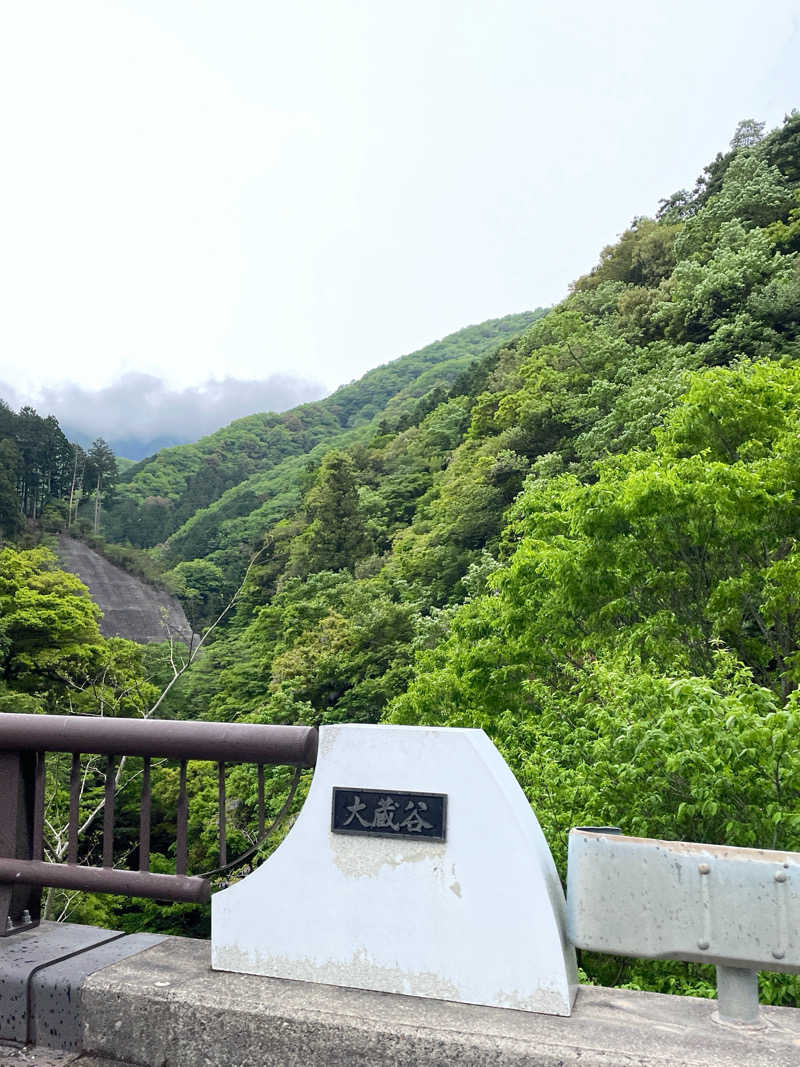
[0,713,318,935]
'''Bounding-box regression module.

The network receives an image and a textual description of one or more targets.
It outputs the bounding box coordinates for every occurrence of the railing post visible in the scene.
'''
[715,965,761,1026]
[0,751,41,935]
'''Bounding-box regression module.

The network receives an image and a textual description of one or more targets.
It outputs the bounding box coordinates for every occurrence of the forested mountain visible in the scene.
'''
[152,112,800,998]
[103,312,543,552]
[3,112,800,999]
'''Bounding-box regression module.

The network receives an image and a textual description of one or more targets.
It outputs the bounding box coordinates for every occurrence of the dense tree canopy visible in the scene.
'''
[0,401,117,535]
[103,312,546,551]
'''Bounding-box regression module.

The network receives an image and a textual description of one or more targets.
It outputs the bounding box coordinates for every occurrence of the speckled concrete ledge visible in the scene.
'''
[0,922,165,1051]
[80,936,800,1067]
[0,1043,76,1066]
[0,1047,129,1067]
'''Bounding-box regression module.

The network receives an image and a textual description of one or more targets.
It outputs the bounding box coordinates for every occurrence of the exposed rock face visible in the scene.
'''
[58,535,195,645]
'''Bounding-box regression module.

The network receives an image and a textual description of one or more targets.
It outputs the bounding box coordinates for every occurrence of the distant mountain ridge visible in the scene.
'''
[62,430,188,462]
[104,311,546,550]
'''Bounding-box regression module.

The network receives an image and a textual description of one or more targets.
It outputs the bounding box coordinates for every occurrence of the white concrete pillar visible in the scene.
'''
[212,724,577,1015]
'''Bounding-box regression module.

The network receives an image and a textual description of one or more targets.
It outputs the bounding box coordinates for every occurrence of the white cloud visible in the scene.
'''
[1,372,326,449]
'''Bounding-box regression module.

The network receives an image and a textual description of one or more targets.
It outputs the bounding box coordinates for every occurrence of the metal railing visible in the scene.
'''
[0,713,318,935]
[567,827,800,1025]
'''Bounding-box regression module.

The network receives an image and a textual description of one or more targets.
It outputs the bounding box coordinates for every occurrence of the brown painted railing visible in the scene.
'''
[0,713,318,935]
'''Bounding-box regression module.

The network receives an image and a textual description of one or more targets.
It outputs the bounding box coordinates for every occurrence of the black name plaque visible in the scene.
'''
[331,787,447,841]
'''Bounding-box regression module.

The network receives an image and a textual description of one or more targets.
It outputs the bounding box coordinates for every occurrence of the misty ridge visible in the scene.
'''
[2,372,327,459]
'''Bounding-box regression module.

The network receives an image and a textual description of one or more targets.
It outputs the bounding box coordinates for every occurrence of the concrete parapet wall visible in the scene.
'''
[213,724,577,1015]
[80,937,800,1067]
[3,926,800,1065]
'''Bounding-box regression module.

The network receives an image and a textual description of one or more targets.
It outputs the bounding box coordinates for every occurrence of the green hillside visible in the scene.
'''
[4,112,800,1000]
[157,112,800,999]
[103,311,544,551]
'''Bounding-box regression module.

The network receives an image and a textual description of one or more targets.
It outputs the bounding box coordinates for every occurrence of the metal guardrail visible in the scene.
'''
[0,713,318,935]
[567,828,800,1026]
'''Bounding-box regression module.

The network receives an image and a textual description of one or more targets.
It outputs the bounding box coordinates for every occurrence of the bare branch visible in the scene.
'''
[147,546,266,718]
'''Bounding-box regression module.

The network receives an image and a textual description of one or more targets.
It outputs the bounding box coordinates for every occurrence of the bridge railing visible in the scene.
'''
[0,712,318,934]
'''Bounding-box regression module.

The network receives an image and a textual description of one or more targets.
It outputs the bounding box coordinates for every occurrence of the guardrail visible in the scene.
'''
[0,713,318,934]
[567,827,800,1025]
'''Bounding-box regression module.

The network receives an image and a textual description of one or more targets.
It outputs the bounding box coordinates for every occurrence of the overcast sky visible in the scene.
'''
[1,1,798,444]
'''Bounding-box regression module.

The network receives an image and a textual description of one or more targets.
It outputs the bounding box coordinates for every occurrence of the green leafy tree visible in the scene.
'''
[759,110,800,185]
[662,222,794,348]
[674,154,793,261]
[573,217,679,290]
[164,559,225,630]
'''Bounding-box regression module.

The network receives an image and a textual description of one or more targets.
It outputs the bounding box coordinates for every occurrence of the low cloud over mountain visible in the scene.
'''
[1,372,327,459]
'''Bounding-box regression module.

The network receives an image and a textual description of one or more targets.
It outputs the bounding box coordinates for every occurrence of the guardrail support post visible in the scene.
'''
[0,752,41,935]
[715,965,760,1026]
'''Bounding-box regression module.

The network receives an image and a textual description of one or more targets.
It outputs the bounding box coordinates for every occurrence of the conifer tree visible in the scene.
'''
[84,438,117,533]
[300,451,368,573]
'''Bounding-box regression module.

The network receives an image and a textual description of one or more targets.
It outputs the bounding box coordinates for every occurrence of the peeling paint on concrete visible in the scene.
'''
[330,833,438,879]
